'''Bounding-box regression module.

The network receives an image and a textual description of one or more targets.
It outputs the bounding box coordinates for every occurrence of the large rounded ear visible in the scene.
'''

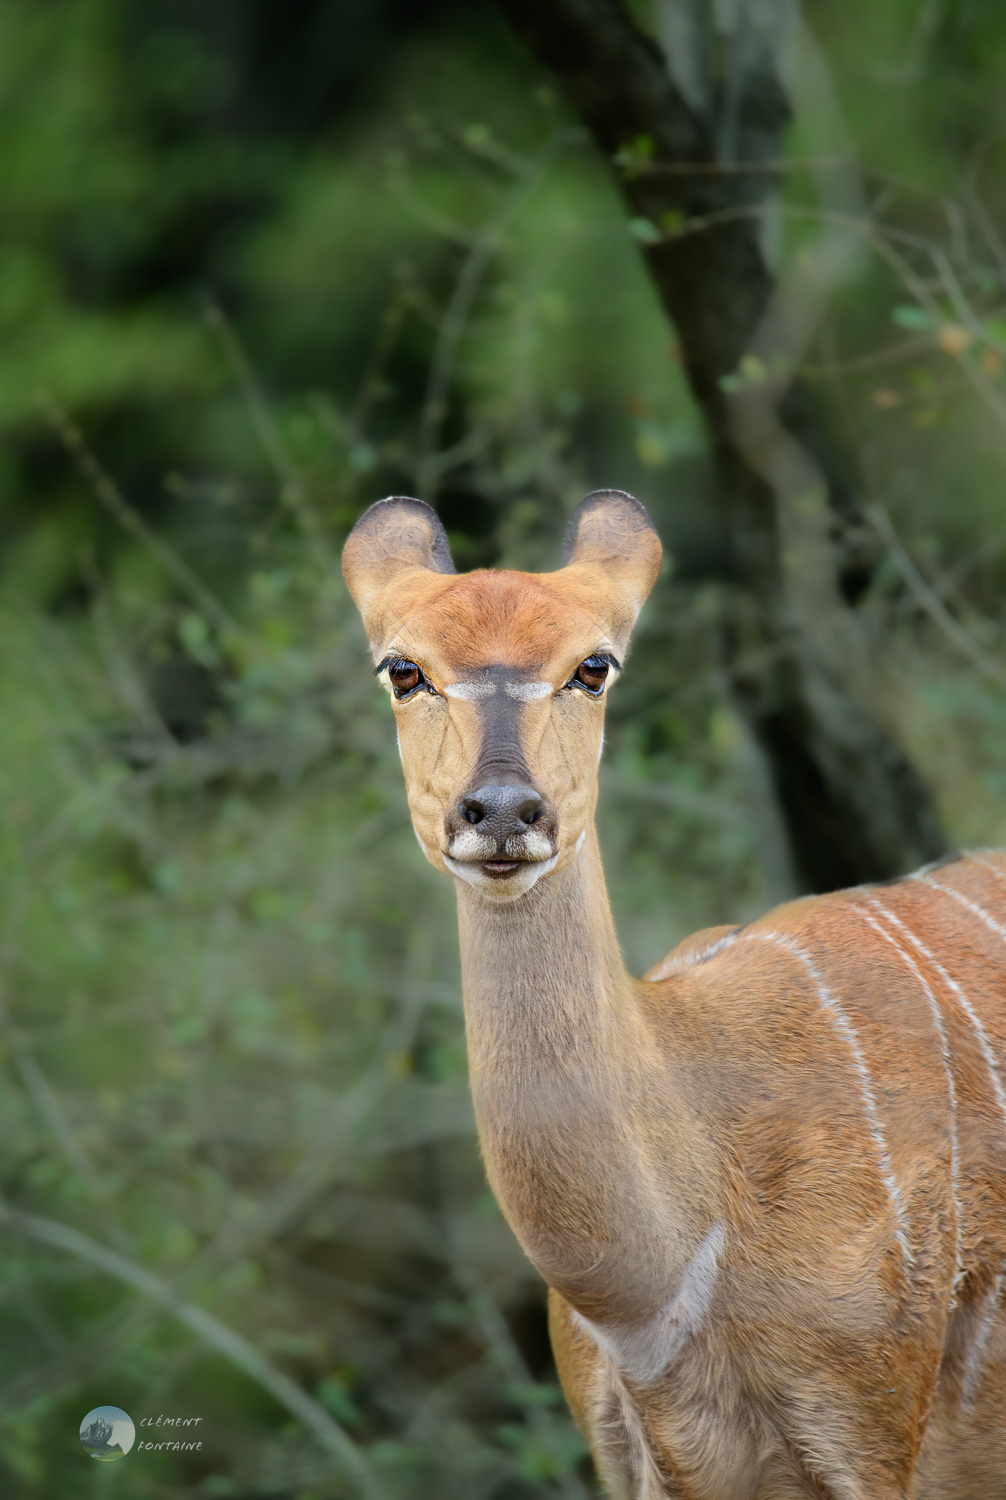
[561,490,662,619]
[342,496,455,629]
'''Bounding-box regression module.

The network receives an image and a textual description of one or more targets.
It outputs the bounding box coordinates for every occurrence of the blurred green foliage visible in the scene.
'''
[2,1,1006,1496]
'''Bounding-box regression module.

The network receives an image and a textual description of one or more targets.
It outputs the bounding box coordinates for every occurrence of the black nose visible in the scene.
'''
[459,784,544,842]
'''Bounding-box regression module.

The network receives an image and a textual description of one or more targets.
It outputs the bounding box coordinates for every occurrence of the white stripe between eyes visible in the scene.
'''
[443,680,554,701]
[504,681,552,701]
[442,681,496,700]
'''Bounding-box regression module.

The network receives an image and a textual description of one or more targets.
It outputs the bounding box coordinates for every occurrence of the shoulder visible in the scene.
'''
[638,888,892,1006]
[640,896,840,987]
[642,924,744,983]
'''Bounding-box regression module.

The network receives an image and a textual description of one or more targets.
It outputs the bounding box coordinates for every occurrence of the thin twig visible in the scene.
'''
[415,130,576,497]
[801,332,940,377]
[201,298,331,562]
[37,394,241,641]
[964,178,1006,289]
[929,244,1006,351]
[870,235,1006,434]
[868,504,1006,694]
[892,523,1006,615]
[387,167,480,247]
[632,149,859,177]
[349,292,410,435]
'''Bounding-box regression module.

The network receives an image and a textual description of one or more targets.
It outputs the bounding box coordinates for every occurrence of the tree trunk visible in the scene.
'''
[495,0,945,893]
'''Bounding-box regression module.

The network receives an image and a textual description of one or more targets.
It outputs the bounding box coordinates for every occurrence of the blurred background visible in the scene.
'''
[2,0,1006,1494]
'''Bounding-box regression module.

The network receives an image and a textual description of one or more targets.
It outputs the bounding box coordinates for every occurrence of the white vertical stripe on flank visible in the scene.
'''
[961,1261,1006,1412]
[865,895,1006,1135]
[917,874,1006,948]
[853,904,963,1298]
[744,930,913,1272]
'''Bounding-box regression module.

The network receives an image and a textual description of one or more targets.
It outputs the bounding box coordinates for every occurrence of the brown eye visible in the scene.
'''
[570,655,614,696]
[388,660,423,698]
[386,660,431,699]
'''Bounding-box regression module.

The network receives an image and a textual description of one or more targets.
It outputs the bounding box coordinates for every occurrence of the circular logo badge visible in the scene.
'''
[80,1406,135,1462]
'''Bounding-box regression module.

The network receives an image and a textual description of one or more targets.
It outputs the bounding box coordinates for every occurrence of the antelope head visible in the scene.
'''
[342,490,661,902]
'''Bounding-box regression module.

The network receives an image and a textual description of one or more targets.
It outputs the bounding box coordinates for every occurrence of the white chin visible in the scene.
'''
[443,853,558,902]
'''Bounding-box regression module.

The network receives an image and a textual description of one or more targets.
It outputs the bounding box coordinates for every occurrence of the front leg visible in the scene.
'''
[548,1288,682,1499]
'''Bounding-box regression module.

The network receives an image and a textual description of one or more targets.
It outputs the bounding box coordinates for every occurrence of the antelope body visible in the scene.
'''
[343,492,1006,1499]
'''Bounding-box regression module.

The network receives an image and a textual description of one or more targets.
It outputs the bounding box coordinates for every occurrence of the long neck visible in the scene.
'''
[457,824,704,1324]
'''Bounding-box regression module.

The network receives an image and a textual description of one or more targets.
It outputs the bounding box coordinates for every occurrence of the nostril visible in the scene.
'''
[461,795,486,825]
[515,794,543,827]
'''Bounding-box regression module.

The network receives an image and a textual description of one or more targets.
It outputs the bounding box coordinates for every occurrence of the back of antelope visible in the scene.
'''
[343,490,1006,1499]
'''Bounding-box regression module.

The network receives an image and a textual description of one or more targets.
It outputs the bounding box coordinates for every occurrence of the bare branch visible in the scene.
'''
[869,505,1006,695]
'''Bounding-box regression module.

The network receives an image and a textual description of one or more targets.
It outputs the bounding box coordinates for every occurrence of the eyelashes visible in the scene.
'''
[566,653,620,696]
[375,657,437,700]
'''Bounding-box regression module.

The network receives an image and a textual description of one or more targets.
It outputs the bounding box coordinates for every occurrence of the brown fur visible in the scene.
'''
[344,493,1006,1498]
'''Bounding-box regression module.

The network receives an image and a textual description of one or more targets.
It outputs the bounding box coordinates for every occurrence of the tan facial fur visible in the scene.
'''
[342,492,661,903]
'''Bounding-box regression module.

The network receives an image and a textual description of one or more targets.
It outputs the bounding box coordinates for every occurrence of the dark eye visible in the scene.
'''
[569,656,613,696]
[388,659,427,699]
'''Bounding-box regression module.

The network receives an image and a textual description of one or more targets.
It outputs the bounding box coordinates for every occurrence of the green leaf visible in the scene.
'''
[628,218,661,244]
[720,355,770,393]
[739,355,767,384]
[317,1377,361,1426]
[348,441,376,472]
[891,305,935,332]
[179,611,220,667]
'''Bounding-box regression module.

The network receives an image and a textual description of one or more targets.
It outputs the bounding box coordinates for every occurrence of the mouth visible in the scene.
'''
[442,849,559,897]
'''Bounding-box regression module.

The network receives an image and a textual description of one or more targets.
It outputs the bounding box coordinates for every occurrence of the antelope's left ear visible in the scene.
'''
[561,490,662,643]
[342,496,455,637]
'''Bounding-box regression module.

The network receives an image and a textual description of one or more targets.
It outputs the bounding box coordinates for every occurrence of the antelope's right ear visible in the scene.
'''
[342,496,455,636]
[559,490,662,651]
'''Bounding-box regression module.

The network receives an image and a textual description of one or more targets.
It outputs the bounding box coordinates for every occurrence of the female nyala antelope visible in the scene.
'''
[343,491,1006,1499]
